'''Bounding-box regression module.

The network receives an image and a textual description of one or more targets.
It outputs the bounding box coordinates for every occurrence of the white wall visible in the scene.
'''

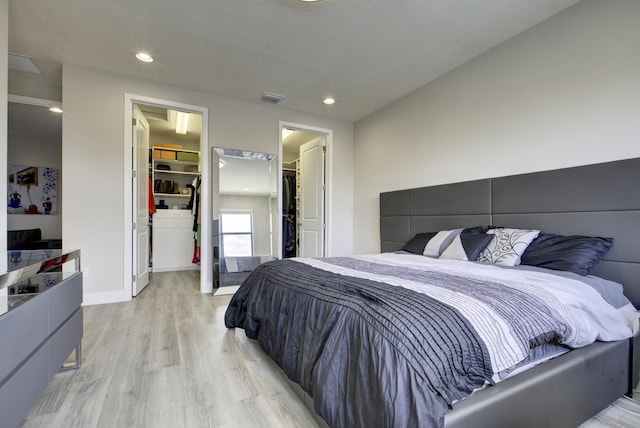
[353,0,640,254]
[0,0,8,270]
[7,125,62,238]
[219,195,273,257]
[62,65,353,303]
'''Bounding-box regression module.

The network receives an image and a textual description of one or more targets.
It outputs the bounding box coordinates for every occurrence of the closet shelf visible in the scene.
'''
[154,192,191,198]
[153,169,199,176]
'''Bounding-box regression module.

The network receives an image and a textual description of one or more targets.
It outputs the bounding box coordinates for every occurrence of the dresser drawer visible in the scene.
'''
[153,218,193,229]
[0,344,49,428]
[0,294,48,385]
[48,272,83,331]
[153,210,193,229]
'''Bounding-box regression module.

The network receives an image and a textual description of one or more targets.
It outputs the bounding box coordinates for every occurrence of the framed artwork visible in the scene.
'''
[7,164,58,215]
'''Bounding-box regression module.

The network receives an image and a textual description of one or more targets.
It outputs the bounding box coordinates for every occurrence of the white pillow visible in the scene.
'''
[478,228,540,266]
[423,229,463,257]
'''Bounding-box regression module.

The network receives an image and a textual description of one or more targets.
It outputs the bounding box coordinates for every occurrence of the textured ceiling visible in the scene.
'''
[8,0,581,122]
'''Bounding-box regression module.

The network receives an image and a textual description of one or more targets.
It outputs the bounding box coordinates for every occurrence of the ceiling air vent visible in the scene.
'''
[261,92,285,104]
[8,53,42,74]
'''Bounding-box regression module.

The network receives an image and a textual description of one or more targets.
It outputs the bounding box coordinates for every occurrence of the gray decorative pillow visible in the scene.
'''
[440,234,496,261]
[478,228,540,266]
[520,233,613,276]
[401,232,438,254]
[401,227,485,256]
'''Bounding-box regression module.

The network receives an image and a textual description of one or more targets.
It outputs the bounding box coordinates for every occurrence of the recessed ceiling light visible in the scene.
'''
[282,128,295,140]
[323,97,335,105]
[136,52,153,63]
[175,111,190,135]
[49,106,63,113]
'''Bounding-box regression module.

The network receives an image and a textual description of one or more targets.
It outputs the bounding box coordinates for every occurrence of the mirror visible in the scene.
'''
[7,100,63,241]
[212,148,278,292]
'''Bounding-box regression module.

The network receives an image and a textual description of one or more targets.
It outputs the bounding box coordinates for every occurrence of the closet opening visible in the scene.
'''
[124,94,210,298]
[280,123,331,258]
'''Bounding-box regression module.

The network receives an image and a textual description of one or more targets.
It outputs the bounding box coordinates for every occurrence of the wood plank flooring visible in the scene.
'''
[20,271,640,428]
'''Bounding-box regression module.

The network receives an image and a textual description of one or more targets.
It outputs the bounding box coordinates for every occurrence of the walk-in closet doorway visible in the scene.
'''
[279,122,332,259]
[124,94,211,298]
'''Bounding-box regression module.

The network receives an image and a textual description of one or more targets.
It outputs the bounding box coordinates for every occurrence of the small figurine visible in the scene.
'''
[43,197,52,214]
[9,251,22,264]
[8,191,21,208]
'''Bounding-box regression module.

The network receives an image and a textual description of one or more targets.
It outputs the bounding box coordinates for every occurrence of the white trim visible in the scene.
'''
[124,94,211,297]
[278,121,333,257]
[8,94,62,110]
[152,266,200,273]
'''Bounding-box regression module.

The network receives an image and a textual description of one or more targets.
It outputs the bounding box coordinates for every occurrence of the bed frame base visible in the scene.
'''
[444,337,634,428]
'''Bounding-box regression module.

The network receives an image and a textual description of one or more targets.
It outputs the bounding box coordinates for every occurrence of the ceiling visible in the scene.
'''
[8,0,581,122]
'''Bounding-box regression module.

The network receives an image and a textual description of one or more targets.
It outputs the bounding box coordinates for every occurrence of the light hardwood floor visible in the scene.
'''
[20,271,640,427]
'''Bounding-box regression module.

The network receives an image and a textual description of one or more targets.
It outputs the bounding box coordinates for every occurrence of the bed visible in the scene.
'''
[225,158,640,427]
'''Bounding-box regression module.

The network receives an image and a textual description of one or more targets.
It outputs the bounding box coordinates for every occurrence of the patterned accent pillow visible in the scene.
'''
[401,227,485,256]
[423,229,463,257]
[440,234,496,261]
[478,228,540,266]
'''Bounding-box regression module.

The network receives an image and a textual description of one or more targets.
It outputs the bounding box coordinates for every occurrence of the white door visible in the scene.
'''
[132,105,150,296]
[299,137,325,257]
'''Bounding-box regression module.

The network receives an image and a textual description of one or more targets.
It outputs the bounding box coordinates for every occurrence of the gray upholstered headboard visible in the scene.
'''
[380,157,640,307]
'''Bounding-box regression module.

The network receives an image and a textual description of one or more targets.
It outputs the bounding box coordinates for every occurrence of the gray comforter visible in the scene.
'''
[224,254,634,427]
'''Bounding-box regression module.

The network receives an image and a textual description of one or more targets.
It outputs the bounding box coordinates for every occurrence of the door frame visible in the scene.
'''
[278,121,333,258]
[124,94,211,297]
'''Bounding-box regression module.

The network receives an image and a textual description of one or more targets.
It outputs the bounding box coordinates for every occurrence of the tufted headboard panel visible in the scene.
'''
[380,157,640,307]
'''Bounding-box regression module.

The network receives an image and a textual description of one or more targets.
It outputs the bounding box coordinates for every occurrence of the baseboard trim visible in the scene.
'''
[151,266,200,273]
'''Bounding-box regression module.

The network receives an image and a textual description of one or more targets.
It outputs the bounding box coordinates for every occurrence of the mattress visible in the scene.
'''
[225,253,635,427]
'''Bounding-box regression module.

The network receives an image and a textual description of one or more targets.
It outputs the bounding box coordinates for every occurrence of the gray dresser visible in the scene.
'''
[0,249,83,428]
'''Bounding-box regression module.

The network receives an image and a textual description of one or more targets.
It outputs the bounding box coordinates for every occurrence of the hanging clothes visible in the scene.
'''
[282,171,296,214]
[282,171,297,258]
[190,175,202,264]
[148,177,157,215]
